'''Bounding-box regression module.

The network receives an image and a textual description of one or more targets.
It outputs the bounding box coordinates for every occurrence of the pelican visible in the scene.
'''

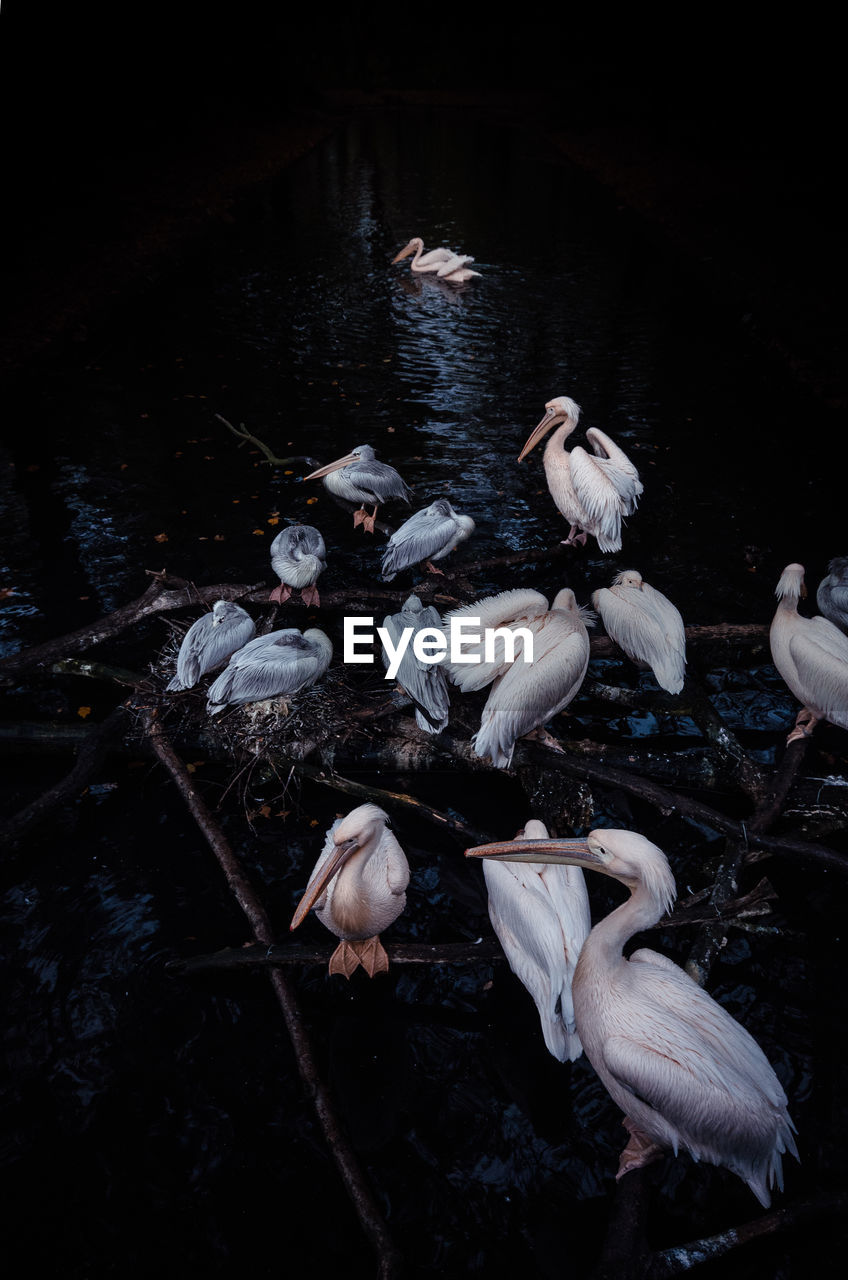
[304,443,412,534]
[290,803,410,977]
[381,499,475,581]
[816,556,848,634]
[381,593,451,733]
[270,524,327,607]
[443,587,593,767]
[769,563,848,742]
[166,601,256,692]
[592,569,686,694]
[482,819,590,1062]
[518,395,642,553]
[466,827,798,1207]
[392,237,480,283]
[206,627,332,716]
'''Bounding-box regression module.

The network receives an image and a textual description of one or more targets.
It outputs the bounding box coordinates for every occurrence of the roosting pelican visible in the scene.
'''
[206,627,332,716]
[466,827,798,1206]
[769,563,848,742]
[304,444,412,533]
[166,601,256,692]
[381,499,475,581]
[290,803,410,977]
[392,237,480,283]
[382,593,451,733]
[443,587,593,767]
[518,396,642,553]
[816,557,848,634]
[592,569,686,694]
[270,524,327,607]
[482,818,590,1062]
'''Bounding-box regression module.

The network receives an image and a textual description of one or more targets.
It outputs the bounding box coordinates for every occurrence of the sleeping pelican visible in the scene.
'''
[381,499,475,581]
[466,827,798,1207]
[167,601,256,691]
[382,593,451,733]
[592,569,686,694]
[482,819,590,1062]
[443,587,593,767]
[769,563,848,742]
[304,443,412,533]
[518,395,642,553]
[392,237,480,283]
[290,803,410,977]
[206,627,332,716]
[270,524,326,607]
[816,556,848,634]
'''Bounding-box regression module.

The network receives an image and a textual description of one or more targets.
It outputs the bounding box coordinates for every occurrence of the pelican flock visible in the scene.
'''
[392,236,480,283]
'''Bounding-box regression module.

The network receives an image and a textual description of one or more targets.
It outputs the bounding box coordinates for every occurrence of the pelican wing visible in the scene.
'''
[585,428,643,512]
[789,618,848,727]
[435,253,475,277]
[168,608,256,690]
[594,583,686,694]
[381,502,461,581]
[351,458,412,505]
[381,609,450,732]
[443,589,549,690]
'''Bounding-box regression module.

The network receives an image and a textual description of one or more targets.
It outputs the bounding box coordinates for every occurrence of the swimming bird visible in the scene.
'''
[466,827,798,1207]
[769,563,848,742]
[206,627,332,716]
[381,593,451,733]
[443,587,593,767]
[392,237,480,284]
[816,556,848,634]
[592,569,686,694]
[304,444,412,533]
[166,601,256,691]
[290,803,410,977]
[482,818,590,1062]
[381,499,475,581]
[518,395,642,553]
[270,524,327,607]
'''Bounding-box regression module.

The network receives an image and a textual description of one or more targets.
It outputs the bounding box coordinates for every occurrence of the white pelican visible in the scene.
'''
[206,627,332,716]
[392,237,480,283]
[518,395,642,553]
[816,556,848,634]
[381,499,475,581]
[304,443,412,533]
[166,601,256,692]
[482,819,590,1062]
[290,803,410,978]
[270,524,326,607]
[592,569,686,694]
[466,827,798,1207]
[381,593,451,733]
[769,562,848,742]
[443,587,593,768]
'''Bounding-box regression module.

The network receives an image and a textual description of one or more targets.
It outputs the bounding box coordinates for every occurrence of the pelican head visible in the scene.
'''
[775,563,807,601]
[612,570,644,590]
[392,237,423,263]
[290,804,389,930]
[211,599,237,624]
[304,444,375,482]
[517,395,582,463]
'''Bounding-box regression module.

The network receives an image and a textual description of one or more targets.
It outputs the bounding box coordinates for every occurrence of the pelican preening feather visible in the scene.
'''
[592,569,687,694]
[816,556,848,634]
[206,627,332,716]
[482,819,590,1062]
[304,443,412,534]
[270,524,327,607]
[466,827,798,1207]
[381,499,475,581]
[519,396,642,553]
[769,563,848,742]
[166,601,256,692]
[443,587,593,768]
[392,237,481,284]
[382,594,451,733]
[290,803,410,977]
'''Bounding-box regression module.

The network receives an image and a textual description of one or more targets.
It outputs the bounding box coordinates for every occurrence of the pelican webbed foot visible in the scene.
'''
[270,584,292,604]
[787,708,819,743]
[424,560,445,575]
[560,525,588,548]
[328,936,390,979]
[616,1119,665,1180]
[300,584,321,608]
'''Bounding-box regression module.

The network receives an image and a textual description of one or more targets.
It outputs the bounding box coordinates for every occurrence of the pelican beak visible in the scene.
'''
[290,837,360,930]
[392,242,415,263]
[303,452,360,481]
[465,836,603,868]
[517,407,566,462]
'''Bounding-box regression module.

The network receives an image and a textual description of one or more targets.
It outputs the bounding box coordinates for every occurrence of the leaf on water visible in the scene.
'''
[213,534,225,541]
[154,532,169,542]
[252,528,265,536]
[77,706,91,720]
[306,497,318,505]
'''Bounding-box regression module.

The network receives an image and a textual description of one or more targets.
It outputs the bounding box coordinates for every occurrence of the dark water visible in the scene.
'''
[2,113,846,1277]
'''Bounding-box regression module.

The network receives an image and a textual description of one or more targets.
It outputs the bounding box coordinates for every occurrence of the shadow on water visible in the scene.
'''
[1,112,846,1277]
